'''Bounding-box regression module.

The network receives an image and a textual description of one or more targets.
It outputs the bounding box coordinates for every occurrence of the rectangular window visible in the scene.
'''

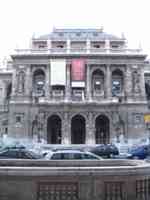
[15,113,24,126]
[105,182,124,200]
[37,182,78,200]
[136,179,150,199]
[133,113,143,125]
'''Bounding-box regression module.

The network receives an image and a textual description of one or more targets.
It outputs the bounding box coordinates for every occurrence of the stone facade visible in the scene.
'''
[0,159,149,200]
[0,28,150,144]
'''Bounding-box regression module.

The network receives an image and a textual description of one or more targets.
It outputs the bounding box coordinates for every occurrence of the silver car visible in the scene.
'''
[45,150,103,160]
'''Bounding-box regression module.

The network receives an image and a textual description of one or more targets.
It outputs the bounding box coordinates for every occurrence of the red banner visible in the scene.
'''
[71,59,85,81]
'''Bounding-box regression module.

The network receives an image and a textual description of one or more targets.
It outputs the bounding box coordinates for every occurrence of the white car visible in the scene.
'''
[45,150,103,160]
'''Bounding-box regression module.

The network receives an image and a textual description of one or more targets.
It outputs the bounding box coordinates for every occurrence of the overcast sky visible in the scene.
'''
[0,0,150,61]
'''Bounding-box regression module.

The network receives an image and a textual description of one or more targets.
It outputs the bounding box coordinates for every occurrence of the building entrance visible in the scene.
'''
[47,115,61,144]
[95,115,109,144]
[71,115,85,144]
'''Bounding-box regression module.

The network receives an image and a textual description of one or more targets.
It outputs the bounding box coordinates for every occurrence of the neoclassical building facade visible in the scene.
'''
[0,28,150,144]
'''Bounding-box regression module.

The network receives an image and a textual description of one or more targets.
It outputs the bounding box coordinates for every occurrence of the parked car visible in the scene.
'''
[127,145,150,159]
[89,144,119,158]
[0,148,42,159]
[45,150,103,160]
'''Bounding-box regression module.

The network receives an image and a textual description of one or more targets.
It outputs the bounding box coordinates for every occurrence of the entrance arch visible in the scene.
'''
[95,115,110,144]
[71,115,86,144]
[47,115,61,144]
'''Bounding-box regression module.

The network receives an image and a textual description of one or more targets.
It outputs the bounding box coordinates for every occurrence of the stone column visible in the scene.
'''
[124,65,132,100]
[105,65,111,99]
[65,64,71,101]
[86,112,95,144]
[25,66,31,97]
[45,64,50,99]
[86,64,92,101]
[47,39,51,53]
[105,39,110,53]
[67,39,70,53]
[62,112,71,144]
[86,39,90,53]
[11,65,17,97]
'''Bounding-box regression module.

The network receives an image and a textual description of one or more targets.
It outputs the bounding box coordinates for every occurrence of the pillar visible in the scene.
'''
[25,65,32,97]
[105,65,111,99]
[62,112,71,144]
[45,64,50,99]
[65,64,71,101]
[125,65,132,100]
[140,66,146,100]
[86,112,95,144]
[86,39,90,53]
[67,39,71,53]
[86,64,92,101]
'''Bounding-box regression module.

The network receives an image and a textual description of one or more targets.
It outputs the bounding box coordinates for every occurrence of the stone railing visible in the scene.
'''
[0,159,149,200]
[14,47,143,55]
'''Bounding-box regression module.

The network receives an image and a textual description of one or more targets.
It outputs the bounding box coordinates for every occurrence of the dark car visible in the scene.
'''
[127,145,150,159]
[0,148,42,159]
[89,144,119,158]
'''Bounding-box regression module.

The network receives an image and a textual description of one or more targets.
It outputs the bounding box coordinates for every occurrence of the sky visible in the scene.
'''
[0,0,150,62]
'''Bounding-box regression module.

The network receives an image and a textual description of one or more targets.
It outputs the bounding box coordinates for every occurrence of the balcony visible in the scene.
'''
[14,47,143,56]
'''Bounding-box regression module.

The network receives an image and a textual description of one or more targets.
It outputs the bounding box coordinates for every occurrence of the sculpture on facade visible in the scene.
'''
[132,71,141,93]
[31,115,39,138]
[17,71,25,93]
[32,112,45,142]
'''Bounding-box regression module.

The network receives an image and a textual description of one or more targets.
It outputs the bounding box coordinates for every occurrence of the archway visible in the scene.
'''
[95,115,110,144]
[92,69,104,96]
[71,115,86,144]
[47,115,61,144]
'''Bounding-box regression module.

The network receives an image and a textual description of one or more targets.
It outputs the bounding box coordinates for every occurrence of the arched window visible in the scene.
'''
[71,115,86,144]
[92,69,104,96]
[47,115,62,144]
[95,115,110,144]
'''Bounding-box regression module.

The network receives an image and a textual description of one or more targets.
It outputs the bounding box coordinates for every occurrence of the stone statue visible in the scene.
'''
[132,71,140,93]
[17,71,25,93]
[31,115,39,137]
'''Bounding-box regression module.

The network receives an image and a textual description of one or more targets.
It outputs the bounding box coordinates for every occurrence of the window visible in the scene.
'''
[15,113,24,126]
[56,45,64,48]
[136,179,150,199]
[73,153,82,159]
[133,113,142,125]
[16,116,21,123]
[76,32,81,36]
[94,80,101,91]
[93,33,98,37]
[83,153,98,159]
[51,153,62,160]
[112,80,121,96]
[93,45,100,48]
[112,45,119,48]
[105,182,124,200]
[38,182,78,200]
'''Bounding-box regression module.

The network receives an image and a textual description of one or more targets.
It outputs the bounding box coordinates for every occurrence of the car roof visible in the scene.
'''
[46,150,102,159]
